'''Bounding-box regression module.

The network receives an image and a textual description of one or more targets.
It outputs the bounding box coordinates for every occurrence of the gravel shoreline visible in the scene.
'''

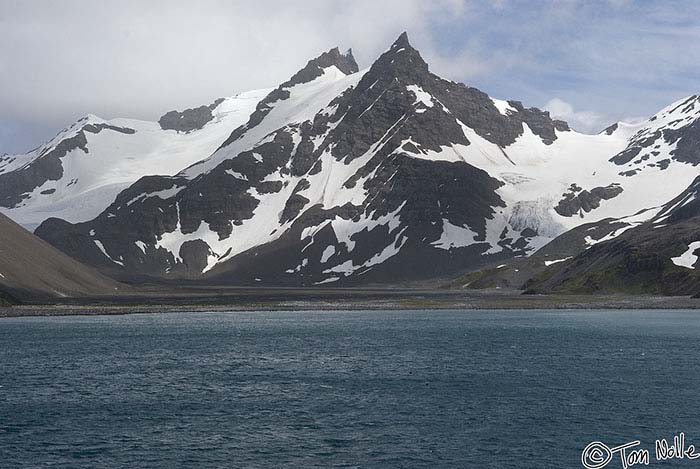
[2,288,700,317]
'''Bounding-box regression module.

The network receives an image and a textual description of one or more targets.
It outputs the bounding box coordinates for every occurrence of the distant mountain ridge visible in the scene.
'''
[2,32,699,291]
[0,89,270,230]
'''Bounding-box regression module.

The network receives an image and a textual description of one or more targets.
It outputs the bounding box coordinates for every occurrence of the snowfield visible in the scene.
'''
[4,34,700,285]
[0,89,270,230]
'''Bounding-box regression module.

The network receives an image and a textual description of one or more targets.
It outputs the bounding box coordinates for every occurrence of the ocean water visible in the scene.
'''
[1,310,700,468]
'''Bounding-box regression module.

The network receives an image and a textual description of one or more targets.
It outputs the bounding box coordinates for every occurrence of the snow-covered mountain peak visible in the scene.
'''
[82,113,107,123]
[0,89,267,229]
[182,47,364,178]
[4,33,699,288]
[37,113,118,155]
[608,94,700,173]
[657,94,700,119]
[281,46,359,88]
[600,95,700,139]
[33,33,595,283]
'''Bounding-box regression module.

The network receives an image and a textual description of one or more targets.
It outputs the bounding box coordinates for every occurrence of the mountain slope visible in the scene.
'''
[0,212,124,301]
[523,175,700,295]
[35,34,561,284]
[26,33,700,287]
[450,96,700,291]
[0,90,268,230]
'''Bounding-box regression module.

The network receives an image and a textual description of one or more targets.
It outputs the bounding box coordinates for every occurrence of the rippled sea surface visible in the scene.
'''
[2,310,700,468]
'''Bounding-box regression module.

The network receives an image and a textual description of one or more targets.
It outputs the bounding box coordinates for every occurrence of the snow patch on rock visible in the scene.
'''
[671,241,700,269]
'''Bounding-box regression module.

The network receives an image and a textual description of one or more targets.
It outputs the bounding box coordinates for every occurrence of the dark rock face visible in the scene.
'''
[610,147,642,165]
[158,98,224,132]
[652,176,700,224]
[0,140,73,207]
[83,123,136,135]
[554,183,623,217]
[287,47,359,84]
[508,101,570,144]
[0,122,135,208]
[667,119,700,165]
[35,33,575,286]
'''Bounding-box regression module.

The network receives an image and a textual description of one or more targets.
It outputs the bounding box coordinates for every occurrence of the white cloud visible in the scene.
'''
[0,1,458,148]
[1,0,698,153]
[544,98,607,134]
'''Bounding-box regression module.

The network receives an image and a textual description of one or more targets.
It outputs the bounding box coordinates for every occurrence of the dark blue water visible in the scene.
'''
[1,310,700,468]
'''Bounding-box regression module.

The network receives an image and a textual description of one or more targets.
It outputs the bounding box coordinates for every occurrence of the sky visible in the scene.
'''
[1,0,699,154]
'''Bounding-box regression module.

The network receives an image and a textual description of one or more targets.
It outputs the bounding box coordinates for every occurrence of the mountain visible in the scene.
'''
[0,212,124,302]
[8,33,700,288]
[457,96,700,293]
[0,90,268,230]
[455,95,700,292]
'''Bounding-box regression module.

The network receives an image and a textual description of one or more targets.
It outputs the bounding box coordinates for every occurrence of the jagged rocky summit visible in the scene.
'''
[2,33,699,290]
